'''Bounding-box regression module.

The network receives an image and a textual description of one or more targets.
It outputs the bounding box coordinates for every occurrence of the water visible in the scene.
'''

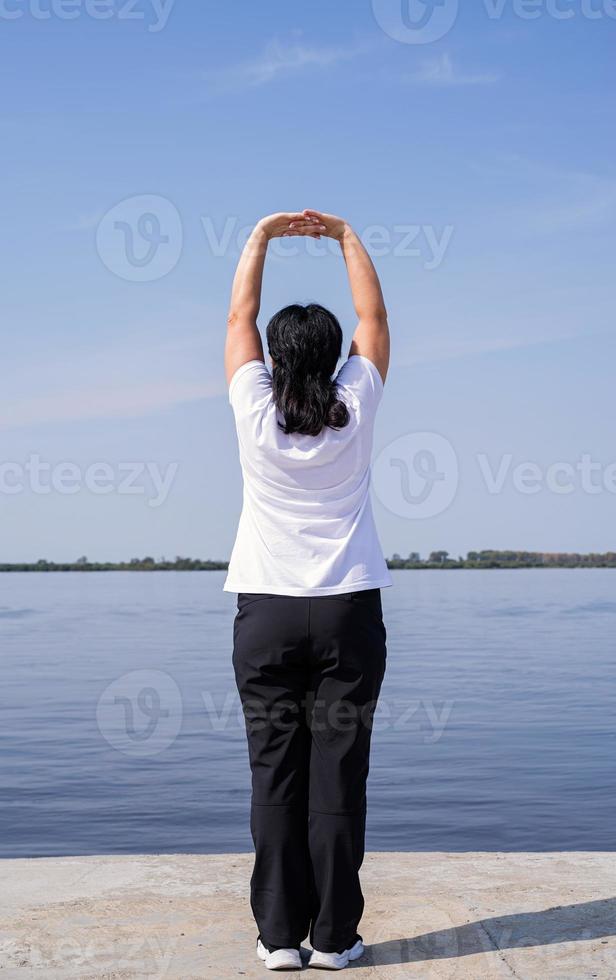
[1,570,614,857]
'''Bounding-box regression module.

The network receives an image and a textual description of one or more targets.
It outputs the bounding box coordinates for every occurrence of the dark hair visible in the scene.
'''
[266,303,350,437]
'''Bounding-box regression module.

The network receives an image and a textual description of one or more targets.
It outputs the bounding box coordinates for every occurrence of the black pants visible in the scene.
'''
[232,589,387,954]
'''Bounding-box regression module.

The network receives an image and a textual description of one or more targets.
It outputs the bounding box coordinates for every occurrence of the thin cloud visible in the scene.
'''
[1,329,226,431]
[524,186,616,233]
[1,381,221,431]
[406,53,499,87]
[406,331,578,367]
[471,155,616,233]
[207,37,368,93]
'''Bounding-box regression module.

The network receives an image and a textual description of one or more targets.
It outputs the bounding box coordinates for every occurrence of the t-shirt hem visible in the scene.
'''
[223,577,393,597]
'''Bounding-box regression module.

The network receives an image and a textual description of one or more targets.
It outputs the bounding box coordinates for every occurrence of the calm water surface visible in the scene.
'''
[1,570,614,857]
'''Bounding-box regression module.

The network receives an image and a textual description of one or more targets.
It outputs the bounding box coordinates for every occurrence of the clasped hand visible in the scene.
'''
[256,210,347,242]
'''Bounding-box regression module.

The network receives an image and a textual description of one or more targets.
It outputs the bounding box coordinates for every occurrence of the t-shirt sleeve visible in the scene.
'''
[228,359,273,421]
[335,355,384,421]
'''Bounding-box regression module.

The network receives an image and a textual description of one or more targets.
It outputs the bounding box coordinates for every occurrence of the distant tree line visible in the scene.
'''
[387,550,616,569]
[0,556,229,572]
[1,551,616,571]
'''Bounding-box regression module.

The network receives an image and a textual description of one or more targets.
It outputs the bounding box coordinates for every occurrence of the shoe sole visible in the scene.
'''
[309,941,365,970]
[264,966,302,972]
[257,944,302,971]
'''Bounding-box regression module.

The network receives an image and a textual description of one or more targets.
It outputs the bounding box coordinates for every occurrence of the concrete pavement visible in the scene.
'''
[1,852,615,978]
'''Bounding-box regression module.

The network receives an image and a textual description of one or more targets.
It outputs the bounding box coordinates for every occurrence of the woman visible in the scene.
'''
[224,209,392,971]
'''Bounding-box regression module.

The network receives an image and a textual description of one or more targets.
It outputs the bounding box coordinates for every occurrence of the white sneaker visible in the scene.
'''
[256,938,302,971]
[308,937,365,970]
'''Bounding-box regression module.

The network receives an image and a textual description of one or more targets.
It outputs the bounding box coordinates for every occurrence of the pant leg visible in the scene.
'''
[307,589,387,953]
[232,593,312,948]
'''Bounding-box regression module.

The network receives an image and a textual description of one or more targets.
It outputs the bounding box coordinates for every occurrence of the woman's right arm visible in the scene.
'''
[296,209,390,383]
[225,211,325,385]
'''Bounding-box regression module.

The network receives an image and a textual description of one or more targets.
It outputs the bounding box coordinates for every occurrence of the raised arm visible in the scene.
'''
[225,212,325,384]
[298,209,390,383]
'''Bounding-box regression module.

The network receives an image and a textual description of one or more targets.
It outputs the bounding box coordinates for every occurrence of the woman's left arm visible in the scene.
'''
[225,212,325,384]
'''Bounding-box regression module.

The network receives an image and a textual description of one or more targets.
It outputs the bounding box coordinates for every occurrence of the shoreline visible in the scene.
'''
[2,563,616,573]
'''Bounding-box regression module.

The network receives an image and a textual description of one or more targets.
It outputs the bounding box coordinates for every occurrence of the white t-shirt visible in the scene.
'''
[223,355,393,597]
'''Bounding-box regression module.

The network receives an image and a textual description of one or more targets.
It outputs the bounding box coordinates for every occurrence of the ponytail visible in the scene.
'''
[266,304,350,437]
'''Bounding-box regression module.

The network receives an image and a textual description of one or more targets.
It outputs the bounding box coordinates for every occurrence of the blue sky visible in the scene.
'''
[1,0,615,562]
